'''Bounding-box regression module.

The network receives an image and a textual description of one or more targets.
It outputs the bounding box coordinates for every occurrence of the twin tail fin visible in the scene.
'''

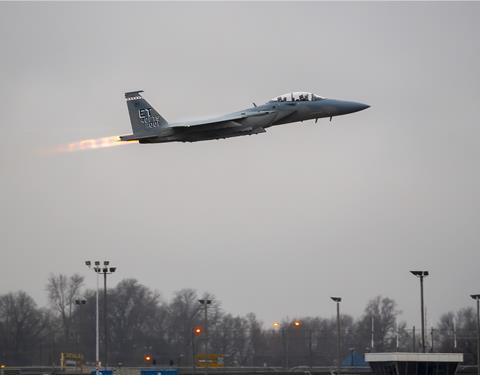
[125,91,168,135]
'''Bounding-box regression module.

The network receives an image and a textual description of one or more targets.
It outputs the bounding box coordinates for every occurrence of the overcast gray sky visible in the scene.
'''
[1,2,479,329]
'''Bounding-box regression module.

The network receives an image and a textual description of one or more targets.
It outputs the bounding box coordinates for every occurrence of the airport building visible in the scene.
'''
[365,353,464,375]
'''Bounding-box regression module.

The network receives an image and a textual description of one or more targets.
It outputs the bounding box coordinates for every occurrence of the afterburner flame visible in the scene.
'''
[53,135,137,153]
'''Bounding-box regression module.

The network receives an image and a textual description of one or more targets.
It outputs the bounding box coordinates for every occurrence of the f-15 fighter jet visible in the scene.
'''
[120,91,369,143]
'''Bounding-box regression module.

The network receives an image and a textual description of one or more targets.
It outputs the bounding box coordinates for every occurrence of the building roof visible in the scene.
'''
[365,353,463,363]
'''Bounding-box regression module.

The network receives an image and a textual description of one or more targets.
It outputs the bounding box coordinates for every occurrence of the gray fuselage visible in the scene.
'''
[121,91,369,144]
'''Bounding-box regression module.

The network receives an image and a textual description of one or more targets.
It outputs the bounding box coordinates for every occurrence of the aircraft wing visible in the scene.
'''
[170,110,274,128]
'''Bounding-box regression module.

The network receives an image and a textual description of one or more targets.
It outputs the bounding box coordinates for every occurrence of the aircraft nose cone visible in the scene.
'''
[344,101,370,114]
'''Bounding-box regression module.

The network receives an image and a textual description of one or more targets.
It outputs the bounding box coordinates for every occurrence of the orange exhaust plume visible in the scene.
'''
[52,135,137,154]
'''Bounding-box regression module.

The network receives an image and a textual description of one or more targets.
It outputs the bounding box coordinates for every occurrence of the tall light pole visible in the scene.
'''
[274,320,301,368]
[331,297,342,375]
[74,299,86,355]
[86,260,116,371]
[192,326,203,375]
[85,261,100,373]
[470,294,480,375]
[287,320,302,370]
[99,262,116,370]
[198,299,212,375]
[410,270,429,353]
[272,322,284,367]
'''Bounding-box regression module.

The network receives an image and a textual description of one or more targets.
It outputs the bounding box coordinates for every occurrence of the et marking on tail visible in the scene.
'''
[125,90,169,134]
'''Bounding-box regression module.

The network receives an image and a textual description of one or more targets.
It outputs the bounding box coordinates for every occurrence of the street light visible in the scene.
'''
[192,326,203,375]
[86,260,116,371]
[410,270,429,353]
[331,297,342,375]
[282,320,303,368]
[194,326,203,336]
[470,294,480,375]
[198,299,212,375]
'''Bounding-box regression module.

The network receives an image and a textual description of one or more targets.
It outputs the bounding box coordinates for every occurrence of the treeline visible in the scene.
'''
[0,275,477,367]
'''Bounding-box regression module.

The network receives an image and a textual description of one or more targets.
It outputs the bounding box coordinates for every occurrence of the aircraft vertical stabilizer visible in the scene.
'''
[125,91,168,135]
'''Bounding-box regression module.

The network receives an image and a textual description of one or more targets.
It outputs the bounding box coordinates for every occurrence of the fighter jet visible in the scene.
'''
[120,91,369,143]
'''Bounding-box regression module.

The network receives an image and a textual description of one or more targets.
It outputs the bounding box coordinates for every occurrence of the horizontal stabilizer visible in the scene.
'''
[119,133,157,142]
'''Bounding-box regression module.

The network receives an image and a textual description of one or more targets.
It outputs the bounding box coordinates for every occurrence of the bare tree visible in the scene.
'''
[211,314,249,366]
[166,289,222,365]
[436,308,477,363]
[354,296,402,352]
[245,313,268,366]
[46,273,84,346]
[0,291,49,365]
[108,278,165,365]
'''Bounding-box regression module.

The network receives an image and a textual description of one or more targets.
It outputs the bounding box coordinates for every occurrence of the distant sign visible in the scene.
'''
[195,354,224,368]
[60,352,84,369]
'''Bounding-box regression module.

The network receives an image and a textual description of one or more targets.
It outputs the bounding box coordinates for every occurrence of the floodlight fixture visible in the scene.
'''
[410,270,429,277]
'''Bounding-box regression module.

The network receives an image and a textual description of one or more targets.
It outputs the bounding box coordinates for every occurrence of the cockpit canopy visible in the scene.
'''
[270,92,325,102]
